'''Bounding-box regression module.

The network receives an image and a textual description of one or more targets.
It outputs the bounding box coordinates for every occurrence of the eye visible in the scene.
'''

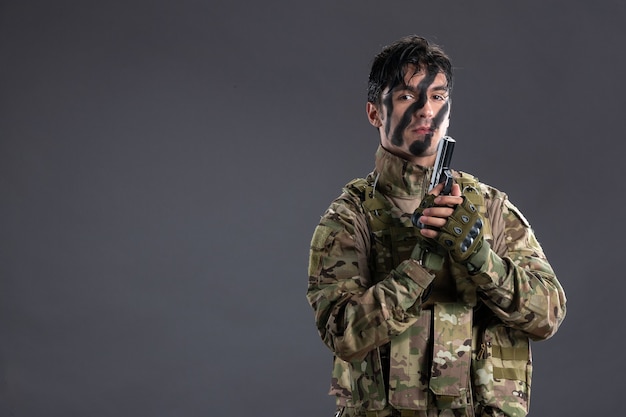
[432,94,448,101]
[398,93,414,101]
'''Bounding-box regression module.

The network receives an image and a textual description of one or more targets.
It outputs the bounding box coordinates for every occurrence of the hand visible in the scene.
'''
[415,182,464,238]
[407,182,462,272]
[412,182,485,264]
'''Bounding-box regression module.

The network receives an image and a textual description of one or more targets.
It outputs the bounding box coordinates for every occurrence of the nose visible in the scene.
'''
[417,99,434,119]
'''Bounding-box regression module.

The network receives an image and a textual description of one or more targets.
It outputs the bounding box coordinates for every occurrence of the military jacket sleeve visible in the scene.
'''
[306,191,435,362]
[470,186,567,340]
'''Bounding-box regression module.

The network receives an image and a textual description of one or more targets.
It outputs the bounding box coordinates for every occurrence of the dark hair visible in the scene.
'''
[367,35,453,105]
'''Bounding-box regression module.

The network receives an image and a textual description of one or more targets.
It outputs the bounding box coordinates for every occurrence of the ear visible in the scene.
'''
[366,102,382,128]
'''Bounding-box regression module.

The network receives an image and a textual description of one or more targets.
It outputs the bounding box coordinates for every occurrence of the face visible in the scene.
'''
[367,65,451,165]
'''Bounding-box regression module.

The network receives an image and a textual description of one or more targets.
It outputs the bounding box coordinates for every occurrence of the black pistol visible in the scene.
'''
[429,136,455,195]
[411,136,456,229]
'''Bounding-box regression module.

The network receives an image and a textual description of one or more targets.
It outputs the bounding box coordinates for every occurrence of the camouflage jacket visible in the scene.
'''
[307,146,567,417]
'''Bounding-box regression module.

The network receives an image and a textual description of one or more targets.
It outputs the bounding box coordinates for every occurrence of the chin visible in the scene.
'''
[408,139,431,156]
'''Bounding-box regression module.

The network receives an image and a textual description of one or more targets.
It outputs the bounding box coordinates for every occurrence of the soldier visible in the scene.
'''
[306,35,566,417]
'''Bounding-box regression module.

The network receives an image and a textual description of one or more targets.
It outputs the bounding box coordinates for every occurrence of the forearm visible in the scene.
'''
[307,258,433,361]
[460,192,567,339]
[469,245,566,340]
[307,197,434,361]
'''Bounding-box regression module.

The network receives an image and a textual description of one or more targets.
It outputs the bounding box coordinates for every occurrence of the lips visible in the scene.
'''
[413,126,433,135]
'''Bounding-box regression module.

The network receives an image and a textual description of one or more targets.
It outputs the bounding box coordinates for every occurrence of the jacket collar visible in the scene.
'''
[373,145,433,198]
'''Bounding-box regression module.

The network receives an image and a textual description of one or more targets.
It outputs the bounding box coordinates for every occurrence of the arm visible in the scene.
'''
[306,194,435,362]
[467,194,567,340]
[416,185,566,340]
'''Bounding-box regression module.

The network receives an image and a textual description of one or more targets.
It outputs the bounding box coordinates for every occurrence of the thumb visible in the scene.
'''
[429,182,445,196]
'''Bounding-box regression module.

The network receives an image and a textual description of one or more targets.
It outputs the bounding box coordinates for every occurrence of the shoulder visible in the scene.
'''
[459,172,530,227]
[309,177,373,269]
[457,170,532,228]
[314,176,373,236]
[455,171,510,218]
[456,171,507,202]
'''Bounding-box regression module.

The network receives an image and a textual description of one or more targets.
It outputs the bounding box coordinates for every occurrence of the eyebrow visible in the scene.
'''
[395,83,449,94]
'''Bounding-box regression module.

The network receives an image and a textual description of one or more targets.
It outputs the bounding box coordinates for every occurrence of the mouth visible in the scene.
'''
[412,126,434,135]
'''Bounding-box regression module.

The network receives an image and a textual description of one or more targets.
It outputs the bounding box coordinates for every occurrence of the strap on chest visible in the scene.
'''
[344,178,395,232]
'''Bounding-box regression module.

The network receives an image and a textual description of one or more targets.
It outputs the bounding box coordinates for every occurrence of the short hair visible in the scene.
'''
[367,35,453,105]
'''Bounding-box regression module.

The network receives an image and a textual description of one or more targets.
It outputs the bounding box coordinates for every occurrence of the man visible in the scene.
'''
[306,35,566,417]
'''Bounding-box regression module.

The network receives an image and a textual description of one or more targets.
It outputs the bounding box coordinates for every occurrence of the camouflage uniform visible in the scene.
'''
[307,146,566,417]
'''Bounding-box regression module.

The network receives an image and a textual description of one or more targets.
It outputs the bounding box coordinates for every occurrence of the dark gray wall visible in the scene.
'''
[1,1,623,416]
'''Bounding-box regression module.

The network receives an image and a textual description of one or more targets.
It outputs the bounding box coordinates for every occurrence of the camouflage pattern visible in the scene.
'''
[429,303,472,404]
[388,311,431,410]
[471,322,532,417]
[307,146,567,417]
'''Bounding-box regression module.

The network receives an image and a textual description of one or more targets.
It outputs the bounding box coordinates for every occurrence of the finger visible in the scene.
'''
[422,206,455,218]
[418,215,447,228]
[420,228,439,239]
[433,195,463,206]
[429,182,445,197]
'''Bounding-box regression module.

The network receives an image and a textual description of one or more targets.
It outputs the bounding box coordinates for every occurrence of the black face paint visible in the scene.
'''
[382,65,449,157]
[408,100,450,156]
[391,69,437,146]
[382,91,394,142]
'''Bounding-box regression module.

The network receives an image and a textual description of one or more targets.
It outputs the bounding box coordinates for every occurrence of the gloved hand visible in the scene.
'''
[412,187,488,271]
